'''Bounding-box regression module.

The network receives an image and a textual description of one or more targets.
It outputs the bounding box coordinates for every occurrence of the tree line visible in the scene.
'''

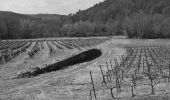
[1,0,170,39]
[70,0,170,38]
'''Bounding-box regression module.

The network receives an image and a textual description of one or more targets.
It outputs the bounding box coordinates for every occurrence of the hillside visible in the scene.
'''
[29,14,66,20]
[68,0,170,38]
[74,0,170,22]
[0,11,31,19]
[0,11,70,39]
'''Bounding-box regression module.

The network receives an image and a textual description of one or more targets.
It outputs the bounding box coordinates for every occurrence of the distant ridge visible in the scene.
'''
[0,11,70,39]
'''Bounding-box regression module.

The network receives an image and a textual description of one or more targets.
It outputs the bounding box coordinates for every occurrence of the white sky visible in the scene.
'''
[0,0,105,15]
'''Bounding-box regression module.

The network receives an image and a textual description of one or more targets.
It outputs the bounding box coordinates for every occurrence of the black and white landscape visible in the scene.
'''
[0,0,170,100]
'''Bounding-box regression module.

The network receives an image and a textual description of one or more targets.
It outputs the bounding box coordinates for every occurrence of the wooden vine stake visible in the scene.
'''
[110,59,113,70]
[90,90,92,100]
[106,61,111,82]
[143,58,145,73]
[90,71,97,100]
[168,63,170,82]
[110,59,114,78]
[2,57,6,64]
[99,65,107,86]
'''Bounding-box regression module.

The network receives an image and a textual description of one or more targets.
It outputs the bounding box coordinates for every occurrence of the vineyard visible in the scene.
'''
[89,43,170,100]
[1,38,170,100]
[0,38,109,65]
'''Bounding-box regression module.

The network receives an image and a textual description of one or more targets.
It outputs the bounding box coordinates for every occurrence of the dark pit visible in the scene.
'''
[17,48,102,78]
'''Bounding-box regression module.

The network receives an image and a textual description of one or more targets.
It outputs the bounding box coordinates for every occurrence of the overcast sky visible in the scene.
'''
[0,0,105,15]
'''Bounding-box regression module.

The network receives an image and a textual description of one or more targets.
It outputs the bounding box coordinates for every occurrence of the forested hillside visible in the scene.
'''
[69,0,170,38]
[1,0,170,39]
[0,11,71,39]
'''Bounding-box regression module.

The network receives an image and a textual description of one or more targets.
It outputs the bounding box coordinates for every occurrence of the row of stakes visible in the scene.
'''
[89,59,170,100]
[89,58,122,100]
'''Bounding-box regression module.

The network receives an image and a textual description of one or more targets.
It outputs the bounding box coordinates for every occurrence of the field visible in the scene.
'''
[1,37,170,100]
